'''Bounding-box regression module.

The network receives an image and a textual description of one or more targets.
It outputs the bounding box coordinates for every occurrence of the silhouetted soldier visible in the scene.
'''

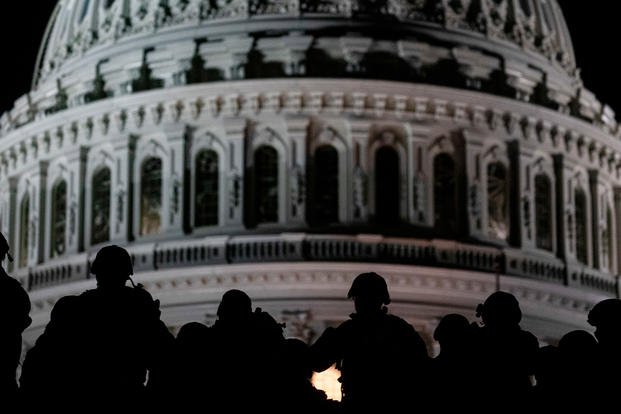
[555,330,597,408]
[203,289,285,411]
[588,298,621,409]
[174,321,211,411]
[471,291,539,411]
[0,232,31,401]
[532,345,559,409]
[310,272,429,412]
[20,245,174,411]
[430,313,475,411]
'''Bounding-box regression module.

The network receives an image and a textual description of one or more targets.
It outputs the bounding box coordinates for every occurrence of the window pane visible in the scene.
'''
[535,174,553,251]
[140,158,162,236]
[434,153,456,234]
[575,189,588,264]
[375,146,400,225]
[195,150,219,227]
[91,168,111,245]
[51,181,67,258]
[254,146,279,224]
[487,162,509,240]
[313,145,339,225]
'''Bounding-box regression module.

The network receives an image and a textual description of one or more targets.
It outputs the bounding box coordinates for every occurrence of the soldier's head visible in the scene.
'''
[90,245,133,288]
[434,313,470,352]
[588,298,621,346]
[217,289,252,324]
[348,272,391,315]
[0,232,13,264]
[476,291,522,328]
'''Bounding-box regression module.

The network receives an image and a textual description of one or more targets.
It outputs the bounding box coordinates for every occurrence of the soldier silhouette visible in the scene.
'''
[471,291,539,411]
[20,245,174,411]
[430,313,476,411]
[0,232,31,402]
[310,272,429,412]
[202,289,286,411]
[587,298,621,410]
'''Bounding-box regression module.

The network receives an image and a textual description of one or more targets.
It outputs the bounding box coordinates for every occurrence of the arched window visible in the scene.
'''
[575,188,588,264]
[312,145,339,225]
[375,146,400,225]
[91,167,111,245]
[195,150,219,227]
[434,153,457,234]
[534,174,553,251]
[50,180,67,258]
[254,146,279,224]
[140,157,162,236]
[487,162,509,240]
[19,194,29,268]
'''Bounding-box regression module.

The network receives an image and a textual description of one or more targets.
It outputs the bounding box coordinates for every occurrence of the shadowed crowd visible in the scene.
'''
[2,235,621,412]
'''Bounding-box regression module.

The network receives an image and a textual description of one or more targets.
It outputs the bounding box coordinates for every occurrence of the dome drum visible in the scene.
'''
[1,0,621,345]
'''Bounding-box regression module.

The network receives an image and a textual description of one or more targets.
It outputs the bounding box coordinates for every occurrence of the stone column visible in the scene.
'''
[463,132,484,240]
[124,135,138,242]
[408,126,430,226]
[614,187,621,296]
[350,120,370,222]
[165,124,187,237]
[286,117,309,225]
[7,177,18,272]
[66,147,89,254]
[34,161,49,265]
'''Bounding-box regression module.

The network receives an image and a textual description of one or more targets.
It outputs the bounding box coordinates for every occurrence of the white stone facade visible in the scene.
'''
[0,0,619,345]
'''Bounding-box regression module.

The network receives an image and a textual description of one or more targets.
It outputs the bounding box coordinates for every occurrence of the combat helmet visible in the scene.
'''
[90,245,134,286]
[588,298,621,328]
[347,272,391,305]
[476,291,522,327]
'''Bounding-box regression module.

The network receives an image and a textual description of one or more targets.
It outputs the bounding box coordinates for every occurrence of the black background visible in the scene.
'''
[0,2,617,117]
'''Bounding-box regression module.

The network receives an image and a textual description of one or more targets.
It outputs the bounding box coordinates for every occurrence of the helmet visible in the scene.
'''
[217,289,252,321]
[587,298,621,328]
[90,245,133,285]
[347,272,391,305]
[476,291,522,326]
[0,232,13,262]
[433,313,470,343]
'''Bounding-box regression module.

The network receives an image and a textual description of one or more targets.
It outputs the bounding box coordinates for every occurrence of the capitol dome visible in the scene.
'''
[1,0,620,348]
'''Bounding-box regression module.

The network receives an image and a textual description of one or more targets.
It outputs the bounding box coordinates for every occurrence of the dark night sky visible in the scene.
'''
[0,2,618,117]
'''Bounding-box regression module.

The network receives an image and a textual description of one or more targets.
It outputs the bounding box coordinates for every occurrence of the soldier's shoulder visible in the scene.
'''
[385,313,416,329]
[50,295,84,319]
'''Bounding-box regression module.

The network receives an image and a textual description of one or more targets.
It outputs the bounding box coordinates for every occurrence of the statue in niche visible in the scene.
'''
[566,210,574,252]
[289,165,305,217]
[116,188,125,234]
[170,175,181,224]
[353,166,368,219]
[412,174,426,222]
[228,172,242,208]
[469,183,481,229]
[522,195,531,239]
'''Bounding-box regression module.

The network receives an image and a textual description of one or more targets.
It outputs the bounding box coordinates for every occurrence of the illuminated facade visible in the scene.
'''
[0,0,619,347]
